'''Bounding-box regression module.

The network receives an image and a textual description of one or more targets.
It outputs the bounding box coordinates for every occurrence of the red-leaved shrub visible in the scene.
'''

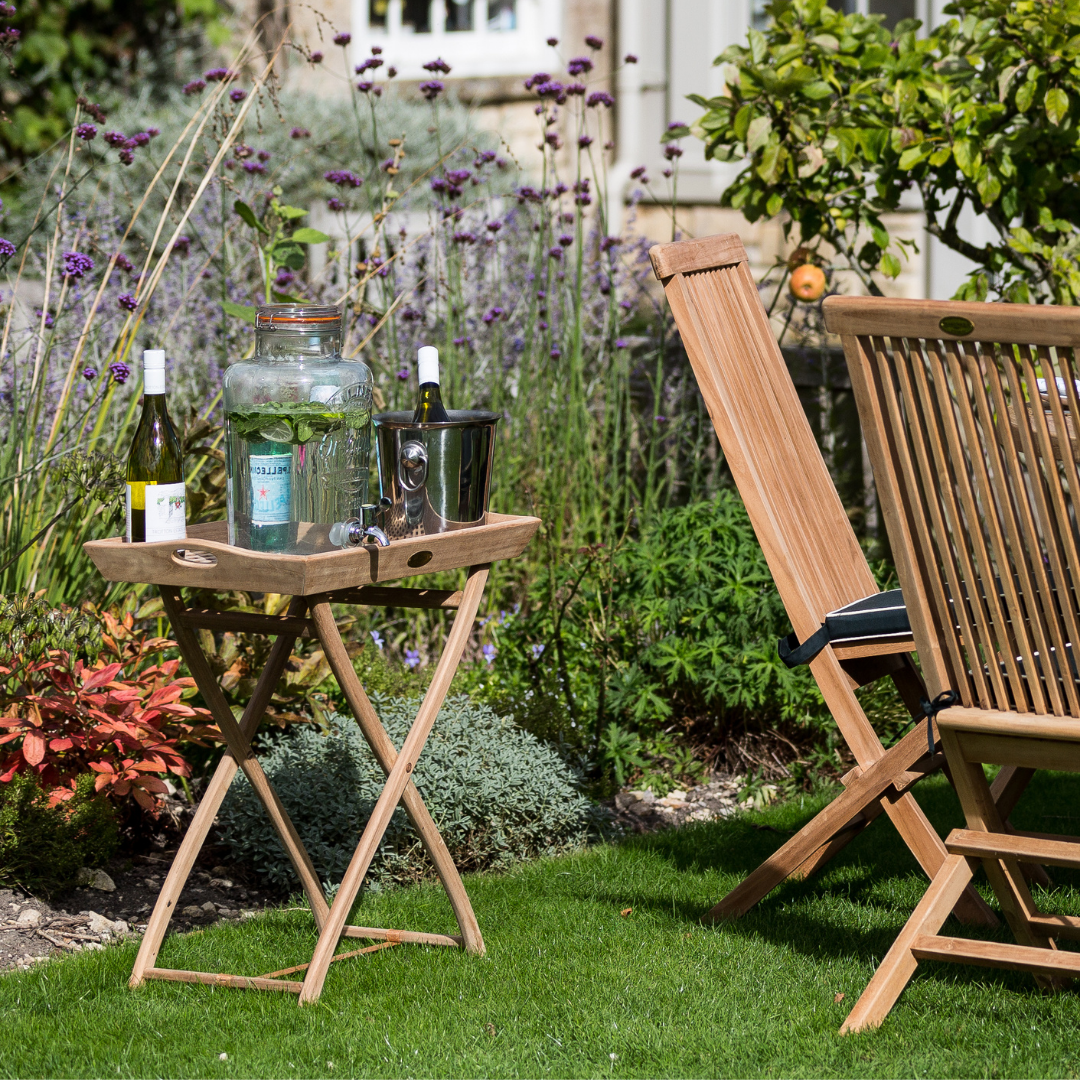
[0,610,216,811]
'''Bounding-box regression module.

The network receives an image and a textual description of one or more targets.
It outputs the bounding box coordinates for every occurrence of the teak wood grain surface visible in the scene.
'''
[826,293,1080,1034]
[88,513,539,1004]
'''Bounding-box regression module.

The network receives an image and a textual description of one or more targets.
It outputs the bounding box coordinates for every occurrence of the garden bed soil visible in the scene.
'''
[608,772,744,834]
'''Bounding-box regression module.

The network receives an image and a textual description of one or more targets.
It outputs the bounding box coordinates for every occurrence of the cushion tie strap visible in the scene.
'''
[920,689,960,757]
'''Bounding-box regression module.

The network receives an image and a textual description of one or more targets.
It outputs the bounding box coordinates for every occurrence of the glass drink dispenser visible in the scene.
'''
[223,304,373,553]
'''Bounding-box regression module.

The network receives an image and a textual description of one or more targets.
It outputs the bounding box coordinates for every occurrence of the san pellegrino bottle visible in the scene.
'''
[126,349,186,543]
[412,346,450,423]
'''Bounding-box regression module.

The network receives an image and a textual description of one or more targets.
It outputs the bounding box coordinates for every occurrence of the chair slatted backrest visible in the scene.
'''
[650,235,877,646]
[826,296,1080,718]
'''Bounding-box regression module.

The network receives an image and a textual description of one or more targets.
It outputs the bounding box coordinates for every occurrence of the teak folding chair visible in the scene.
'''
[650,234,1013,926]
[826,295,1080,1032]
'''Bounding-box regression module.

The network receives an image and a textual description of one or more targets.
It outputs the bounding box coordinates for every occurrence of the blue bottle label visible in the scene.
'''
[250,454,291,525]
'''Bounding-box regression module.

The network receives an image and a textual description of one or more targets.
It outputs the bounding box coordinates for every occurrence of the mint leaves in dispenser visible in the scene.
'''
[223,305,373,553]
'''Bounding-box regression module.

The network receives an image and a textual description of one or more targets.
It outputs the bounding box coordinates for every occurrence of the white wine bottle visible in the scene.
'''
[412,345,450,423]
[125,349,186,543]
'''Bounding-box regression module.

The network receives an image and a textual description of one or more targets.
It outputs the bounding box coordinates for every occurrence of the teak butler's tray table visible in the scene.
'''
[84,512,540,1004]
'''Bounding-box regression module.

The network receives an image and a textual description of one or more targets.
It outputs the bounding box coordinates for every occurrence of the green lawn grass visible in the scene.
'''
[3,771,1080,1079]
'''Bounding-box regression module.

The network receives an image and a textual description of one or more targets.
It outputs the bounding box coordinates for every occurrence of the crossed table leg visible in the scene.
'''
[129,565,490,1003]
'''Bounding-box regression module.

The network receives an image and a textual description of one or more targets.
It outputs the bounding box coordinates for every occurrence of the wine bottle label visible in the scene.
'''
[127,481,186,542]
[250,454,292,525]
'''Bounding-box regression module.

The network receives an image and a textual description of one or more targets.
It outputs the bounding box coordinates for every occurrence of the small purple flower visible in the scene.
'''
[369,628,384,650]
[585,34,603,50]
[396,367,409,380]
[355,57,383,72]
[75,122,97,140]
[578,134,593,148]
[548,246,563,260]
[474,150,497,167]
[62,250,94,279]
[600,235,621,252]
[82,367,97,381]
[356,80,374,93]
[233,143,252,159]
[387,66,397,78]
[333,31,351,45]
[630,165,647,179]
[324,169,363,187]
[482,306,504,324]
[423,57,451,73]
[310,50,323,63]
[558,233,573,247]
[117,293,137,312]
[566,82,586,96]
[242,160,267,174]
[531,643,546,659]
[404,648,421,669]
[182,79,206,95]
[662,168,672,178]
[482,643,496,664]
[291,126,310,139]
[567,56,593,76]
[615,338,628,349]
[453,335,470,346]
[204,67,232,81]
[430,177,448,193]
[446,168,471,185]
[624,53,638,63]
[401,307,422,322]
[524,72,550,90]
[655,415,667,423]
[664,143,684,160]
[230,88,247,103]
[667,119,688,132]
[371,45,382,54]
[35,309,53,328]
[536,79,565,99]
[104,130,127,147]
[619,299,633,310]
[546,36,558,46]
[109,361,130,385]
[587,91,614,108]
[420,80,444,101]
[486,220,502,233]
[131,131,151,147]
[550,347,561,359]
[0,3,16,17]
[545,131,562,149]
[453,231,477,244]
[0,237,15,259]
[257,149,271,161]
[173,236,191,257]
[327,196,345,212]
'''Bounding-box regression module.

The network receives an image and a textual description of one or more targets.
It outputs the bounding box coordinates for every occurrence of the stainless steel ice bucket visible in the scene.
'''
[373,410,499,539]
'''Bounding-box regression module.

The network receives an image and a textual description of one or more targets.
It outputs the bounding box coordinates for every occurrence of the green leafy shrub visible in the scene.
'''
[456,492,829,768]
[0,772,118,896]
[217,695,597,891]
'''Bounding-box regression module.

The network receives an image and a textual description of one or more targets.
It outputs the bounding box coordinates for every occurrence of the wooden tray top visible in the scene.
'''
[84,513,541,595]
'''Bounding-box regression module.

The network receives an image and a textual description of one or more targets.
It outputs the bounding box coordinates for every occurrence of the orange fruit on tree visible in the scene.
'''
[789,263,826,302]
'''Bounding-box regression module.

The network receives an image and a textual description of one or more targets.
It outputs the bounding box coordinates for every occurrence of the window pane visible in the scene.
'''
[870,0,916,25]
[446,0,473,32]
[488,0,516,31]
[369,0,388,28]
[402,0,431,33]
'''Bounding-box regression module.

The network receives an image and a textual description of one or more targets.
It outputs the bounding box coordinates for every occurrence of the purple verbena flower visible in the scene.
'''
[566,83,586,96]
[600,235,621,252]
[400,307,421,322]
[242,160,267,174]
[34,308,53,328]
[550,347,562,359]
[387,66,397,78]
[356,81,374,93]
[230,88,247,103]
[291,127,310,139]
[585,34,603,49]
[274,268,295,288]
[396,367,409,380]
[75,122,97,140]
[423,57,451,73]
[548,246,562,260]
[324,169,363,187]
[664,143,684,160]
[474,150,497,166]
[587,91,614,108]
[355,57,383,72]
[310,50,323,63]
[371,45,382,54]
[173,236,191,257]
[545,131,562,149]
[524,72,550,91]
[62,250,94,279]
[333,31,351,45]
[536,79,565,98]
[630,165,647,179]
[109,361,130,384]
[546,36,558,46]
[482,306,504,324]
[104,130,127,147]
[113,252,134,272]
[486,220,502,233]
[662,168,672,178]
[446,168,471,185]
[578,134,593,148]
[327,196,345,211]
[420,80,444,101]
[624,53,638,63]
[655,415,667,423]
[82,367,97,381]
[182,79,206,95]
[453,231,477,244]
[116,292,138,312]
[558,233,573,247]
[204,67,232,81]
[615,338,628,349]
[0,3,16,18]
[257,149,271,162]
[567,56,593,76]
[130,131,151,147]
[0,238,15,259]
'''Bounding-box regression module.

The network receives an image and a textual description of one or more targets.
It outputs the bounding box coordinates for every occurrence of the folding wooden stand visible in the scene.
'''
[84,513,539,1004]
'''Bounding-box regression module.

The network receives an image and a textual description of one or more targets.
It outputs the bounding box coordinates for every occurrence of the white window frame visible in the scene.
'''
[351,0,561,81]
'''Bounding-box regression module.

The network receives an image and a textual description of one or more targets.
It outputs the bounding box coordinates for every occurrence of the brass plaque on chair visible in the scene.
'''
[939,315,974,336]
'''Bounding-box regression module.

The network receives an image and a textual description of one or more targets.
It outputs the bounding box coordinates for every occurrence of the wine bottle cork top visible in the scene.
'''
[417,346,440,385]
[143,349,166,369]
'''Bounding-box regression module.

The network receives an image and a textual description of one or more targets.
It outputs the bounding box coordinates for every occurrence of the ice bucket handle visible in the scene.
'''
[399,440,428,492]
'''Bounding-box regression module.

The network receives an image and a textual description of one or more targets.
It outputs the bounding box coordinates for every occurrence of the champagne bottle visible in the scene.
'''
[412,345,450,423]
[125,349,186,543]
